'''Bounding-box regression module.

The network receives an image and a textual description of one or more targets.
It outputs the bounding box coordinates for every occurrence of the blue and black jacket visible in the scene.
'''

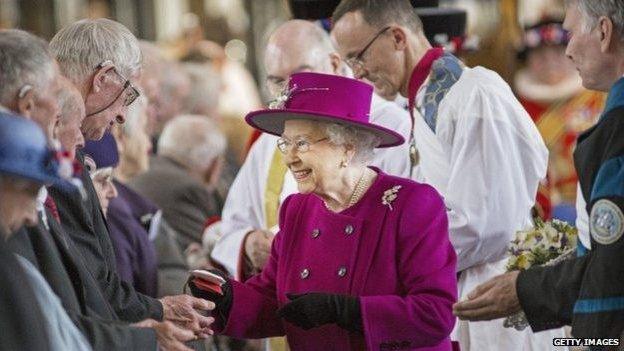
[516,77,624,340]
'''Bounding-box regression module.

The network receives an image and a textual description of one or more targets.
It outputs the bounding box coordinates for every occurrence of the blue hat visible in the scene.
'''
[0,111,62,184]
[82,132,119,169]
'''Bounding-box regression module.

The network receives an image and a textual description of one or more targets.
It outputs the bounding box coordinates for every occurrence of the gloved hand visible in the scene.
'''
[277,292,363,333]
[186,269,232,323]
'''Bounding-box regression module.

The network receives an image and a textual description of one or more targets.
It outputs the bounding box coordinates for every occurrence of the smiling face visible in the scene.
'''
[282,119,345,196]
[331,11,408,98]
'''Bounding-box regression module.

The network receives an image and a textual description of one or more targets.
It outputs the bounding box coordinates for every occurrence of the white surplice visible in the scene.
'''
[411,66,568,350]
[211,94,412,277]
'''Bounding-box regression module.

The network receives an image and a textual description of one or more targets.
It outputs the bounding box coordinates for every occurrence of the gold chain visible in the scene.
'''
[324,168,373,211]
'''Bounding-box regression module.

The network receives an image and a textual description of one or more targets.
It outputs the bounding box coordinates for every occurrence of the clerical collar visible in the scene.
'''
[604,77,624,115]
[407,47,445,115]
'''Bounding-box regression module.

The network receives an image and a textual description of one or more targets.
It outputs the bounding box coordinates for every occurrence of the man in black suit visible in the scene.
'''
[48,18,216,337]
[0,28,211,350]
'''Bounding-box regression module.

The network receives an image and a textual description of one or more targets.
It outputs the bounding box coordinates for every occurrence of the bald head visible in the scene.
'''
[264,20,338,97]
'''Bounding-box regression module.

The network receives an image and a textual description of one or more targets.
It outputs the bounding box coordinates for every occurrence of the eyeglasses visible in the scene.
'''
[345,26,391,72]
[276,136,328,154]
[86,60,140,117]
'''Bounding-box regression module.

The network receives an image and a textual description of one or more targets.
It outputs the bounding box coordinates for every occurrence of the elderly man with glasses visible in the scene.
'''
[47,18,216,346]
[0,28,211,351]
[51,20,141,141]
[330,0,565,350]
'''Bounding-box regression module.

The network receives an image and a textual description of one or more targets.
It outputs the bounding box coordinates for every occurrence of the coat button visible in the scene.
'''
[300,268,310,279]
[311,229,320,238]
[337,266,347,277]
[344,225,354,235]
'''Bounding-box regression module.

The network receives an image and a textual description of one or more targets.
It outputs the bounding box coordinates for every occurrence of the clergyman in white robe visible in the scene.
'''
[409,54,568,351]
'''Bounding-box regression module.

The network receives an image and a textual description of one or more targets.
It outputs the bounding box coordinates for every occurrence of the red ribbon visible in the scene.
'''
[407,47,445,123]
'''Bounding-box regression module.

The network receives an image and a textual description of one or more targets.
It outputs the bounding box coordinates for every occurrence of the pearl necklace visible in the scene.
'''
[324,169,373,212]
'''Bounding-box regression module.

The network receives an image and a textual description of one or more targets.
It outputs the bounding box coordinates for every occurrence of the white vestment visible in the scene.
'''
[211,94,411,277]
[410,66,567,350]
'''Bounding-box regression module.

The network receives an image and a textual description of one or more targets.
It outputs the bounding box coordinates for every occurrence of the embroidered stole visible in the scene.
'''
[264,148,288,229]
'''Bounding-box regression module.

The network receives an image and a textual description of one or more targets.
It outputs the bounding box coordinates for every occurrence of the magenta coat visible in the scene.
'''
[217,169,458,350]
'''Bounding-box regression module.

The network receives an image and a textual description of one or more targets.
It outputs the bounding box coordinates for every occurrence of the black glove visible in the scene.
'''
[186,269,233,323]
[277,292,363,333]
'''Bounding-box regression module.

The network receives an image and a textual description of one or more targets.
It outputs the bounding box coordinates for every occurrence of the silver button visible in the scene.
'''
[300,268,310,279]
[337,266,347,277]
[311,229,320,238]
[344,225,354,235]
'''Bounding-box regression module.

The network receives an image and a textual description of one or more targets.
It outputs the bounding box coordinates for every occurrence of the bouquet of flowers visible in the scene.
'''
[503,218,578,330]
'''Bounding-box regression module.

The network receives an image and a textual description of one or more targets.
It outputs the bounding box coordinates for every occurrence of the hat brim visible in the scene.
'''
[245,109,405,148]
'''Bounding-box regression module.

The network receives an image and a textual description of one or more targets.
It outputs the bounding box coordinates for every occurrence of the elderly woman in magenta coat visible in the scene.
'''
[189,72,457,351]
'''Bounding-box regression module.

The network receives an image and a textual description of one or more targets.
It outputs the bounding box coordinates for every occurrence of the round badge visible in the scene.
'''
[590,199,624,245]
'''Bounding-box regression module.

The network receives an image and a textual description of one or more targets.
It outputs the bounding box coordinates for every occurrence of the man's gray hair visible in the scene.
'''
[332,0,423,32]
[566,0,624,40]
[0,29,55,106]
[182,62,221,116]
[323,122,380,165]
[158,115,227,171]
[49,18,141,84]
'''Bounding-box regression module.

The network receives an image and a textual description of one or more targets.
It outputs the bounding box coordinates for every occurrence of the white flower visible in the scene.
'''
[268,83,297,109]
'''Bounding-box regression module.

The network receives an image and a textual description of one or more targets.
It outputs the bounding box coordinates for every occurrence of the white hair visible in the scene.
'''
[57,84,83,123]
[181,62,221,115]
[49,18,142,84]
[323,121,381,165]
[158,115,227,171]
[0,29,55,106]
[566,0,624,40]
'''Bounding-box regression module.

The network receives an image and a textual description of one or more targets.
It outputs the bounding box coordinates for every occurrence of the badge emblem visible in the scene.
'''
[590,199,624,245]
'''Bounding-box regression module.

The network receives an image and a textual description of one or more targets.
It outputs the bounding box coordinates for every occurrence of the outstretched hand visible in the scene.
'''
[159,295,215,338]
[453,271,521,321]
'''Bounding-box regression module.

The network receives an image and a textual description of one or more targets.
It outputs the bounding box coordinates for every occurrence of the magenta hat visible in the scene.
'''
[245,72,405,148]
